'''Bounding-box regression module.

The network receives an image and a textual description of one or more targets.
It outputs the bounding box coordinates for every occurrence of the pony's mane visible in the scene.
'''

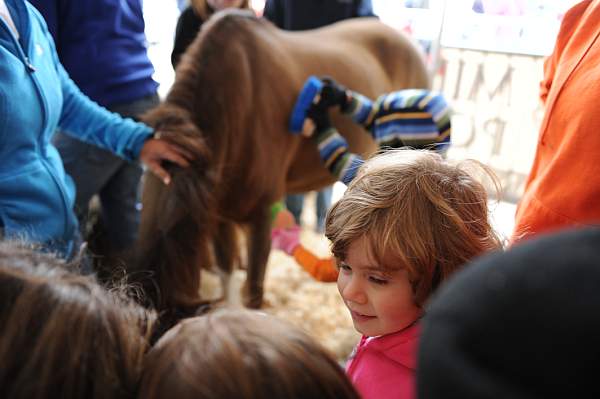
[165,8,290,195]
[134,103,215,317]
[167,10,267,148]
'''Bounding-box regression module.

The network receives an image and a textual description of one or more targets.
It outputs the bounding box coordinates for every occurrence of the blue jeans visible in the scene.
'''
[53,93,160,253]
[177,0,188,11]
[286,186,333,233]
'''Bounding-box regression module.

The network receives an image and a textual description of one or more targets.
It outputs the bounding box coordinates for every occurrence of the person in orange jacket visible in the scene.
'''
[512,0,600,242]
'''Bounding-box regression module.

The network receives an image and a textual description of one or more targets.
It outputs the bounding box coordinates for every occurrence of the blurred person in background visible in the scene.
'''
[171,0,251,68]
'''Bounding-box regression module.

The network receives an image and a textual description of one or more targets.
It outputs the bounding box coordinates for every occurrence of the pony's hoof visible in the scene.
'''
[242,285,264,309]
[244,296,263,309]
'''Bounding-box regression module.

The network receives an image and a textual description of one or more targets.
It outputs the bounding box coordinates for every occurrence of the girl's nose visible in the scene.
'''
[341,276,367,305]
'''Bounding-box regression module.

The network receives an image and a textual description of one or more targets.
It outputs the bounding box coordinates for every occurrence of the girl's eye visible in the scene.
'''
[368,276,389,285]
[338,262,352,273]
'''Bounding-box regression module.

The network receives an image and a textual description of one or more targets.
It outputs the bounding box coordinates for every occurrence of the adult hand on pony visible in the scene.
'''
[140,135,194,185]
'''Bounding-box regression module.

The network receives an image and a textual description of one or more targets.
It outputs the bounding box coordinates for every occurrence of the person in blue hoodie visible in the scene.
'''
[28,0,162,258]
[0,0,192,259]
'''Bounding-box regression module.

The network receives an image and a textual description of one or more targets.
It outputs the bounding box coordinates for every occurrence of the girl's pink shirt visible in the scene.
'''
[346,322,420,399]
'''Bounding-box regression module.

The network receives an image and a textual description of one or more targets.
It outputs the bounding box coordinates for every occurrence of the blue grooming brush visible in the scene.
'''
[289,76,323,134]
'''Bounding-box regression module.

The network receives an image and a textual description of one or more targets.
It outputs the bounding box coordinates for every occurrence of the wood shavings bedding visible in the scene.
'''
[200,229,359,362]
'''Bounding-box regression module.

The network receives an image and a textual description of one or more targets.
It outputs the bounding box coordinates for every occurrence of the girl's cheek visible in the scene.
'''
[336,272,349,295]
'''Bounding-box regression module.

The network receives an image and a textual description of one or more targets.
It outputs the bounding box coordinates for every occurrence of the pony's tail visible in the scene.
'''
[132,105,215,315]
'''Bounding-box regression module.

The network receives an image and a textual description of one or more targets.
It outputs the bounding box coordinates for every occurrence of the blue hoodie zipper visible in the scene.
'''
[1,1,74,247]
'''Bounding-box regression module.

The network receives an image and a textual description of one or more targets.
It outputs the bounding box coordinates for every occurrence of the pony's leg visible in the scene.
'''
[242,213,271,309]
[213,221,237,302]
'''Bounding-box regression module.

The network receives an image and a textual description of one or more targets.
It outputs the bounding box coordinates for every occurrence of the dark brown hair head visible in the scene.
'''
[139,308,360,399]
[326,149,503,306]
[0,241,155,399]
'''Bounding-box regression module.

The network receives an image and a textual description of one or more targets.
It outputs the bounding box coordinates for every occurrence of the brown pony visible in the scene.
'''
[134,9,430,319]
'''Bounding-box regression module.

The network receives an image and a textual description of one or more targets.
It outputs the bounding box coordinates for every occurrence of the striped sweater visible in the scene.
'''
[315,89,451,184]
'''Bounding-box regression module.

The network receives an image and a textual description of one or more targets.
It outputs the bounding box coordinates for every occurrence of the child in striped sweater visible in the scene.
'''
[301,77,451,184]
[271,78,452,281]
